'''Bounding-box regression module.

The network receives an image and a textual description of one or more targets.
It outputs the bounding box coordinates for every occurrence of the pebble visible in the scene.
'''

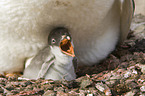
[43,90,56,96]
[140,86,145,92]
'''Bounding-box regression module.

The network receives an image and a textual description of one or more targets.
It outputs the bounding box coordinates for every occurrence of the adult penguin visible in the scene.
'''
[0,0,134,73]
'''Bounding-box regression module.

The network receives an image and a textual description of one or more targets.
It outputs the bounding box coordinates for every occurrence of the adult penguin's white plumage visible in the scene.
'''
[0,0,134,73]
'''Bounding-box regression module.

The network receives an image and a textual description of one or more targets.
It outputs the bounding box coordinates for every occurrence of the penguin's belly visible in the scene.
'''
[0,0,120,72]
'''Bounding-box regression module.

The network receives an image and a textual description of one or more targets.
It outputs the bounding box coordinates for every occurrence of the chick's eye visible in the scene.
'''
[51,39,56,43]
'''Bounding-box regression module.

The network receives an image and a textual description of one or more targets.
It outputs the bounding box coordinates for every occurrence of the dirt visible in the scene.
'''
[0,14,145,96]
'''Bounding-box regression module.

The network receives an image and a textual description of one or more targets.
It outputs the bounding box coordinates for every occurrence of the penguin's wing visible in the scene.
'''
[37,56,55,79]
[72,57,78,72]
[23,47,54,79]
[120,0,134,42]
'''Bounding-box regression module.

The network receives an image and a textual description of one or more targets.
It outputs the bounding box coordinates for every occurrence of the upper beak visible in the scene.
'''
[59,39,75,57]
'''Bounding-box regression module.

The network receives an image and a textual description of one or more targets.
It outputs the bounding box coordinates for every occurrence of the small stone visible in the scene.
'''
[110,75,122,80]
[0,74,6,78]
[80,79,93,89]
[124,71,132,78]
[5,92,14,96]
[140,86,145,92]
[24,81,33,86]
[68,89,79,95]
[124,91,136,96]
[24,85,33,91]
[125,79,138,89]
[15,87,21,91]
[7,75,17,81]
[104,89,112,96]
[37,89,44,95]
[95,83,105,92]
[43,90,56,96]
[0,87,4,93]
[56,92,69,96]
[105,80,116,87]
[21,81,33,87]
[69,88,78,93]
[95,83,112,95]
[140,65,145,74]
[79,90,86,96]
[75,76,86,83]
[0,78,7,86]
[132,69,138,74]
[42,84,54,91]
[5,85,14,91]
[138,79,144,83]
[86,93,93,96]
[11,82,21,87]
[88,87,99,96]
[54,87,64,92]
[11,90,19,94]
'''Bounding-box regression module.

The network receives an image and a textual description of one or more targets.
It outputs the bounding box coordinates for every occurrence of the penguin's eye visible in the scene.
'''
[51,39,56,44]
[67,36,70,40]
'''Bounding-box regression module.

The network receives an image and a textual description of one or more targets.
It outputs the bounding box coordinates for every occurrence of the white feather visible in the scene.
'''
[0,0,133,72]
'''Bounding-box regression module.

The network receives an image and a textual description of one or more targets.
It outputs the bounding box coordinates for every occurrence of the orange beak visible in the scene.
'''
[59,39,75,57]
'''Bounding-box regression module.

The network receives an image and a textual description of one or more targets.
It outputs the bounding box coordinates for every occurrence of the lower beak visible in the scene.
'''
[59,39,75,57]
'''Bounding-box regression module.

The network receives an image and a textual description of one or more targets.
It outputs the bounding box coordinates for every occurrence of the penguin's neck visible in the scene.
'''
[50,46,73,68]
[50,46,75,78]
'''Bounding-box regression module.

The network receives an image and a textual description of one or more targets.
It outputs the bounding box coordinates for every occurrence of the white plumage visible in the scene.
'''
[0,0,133,73]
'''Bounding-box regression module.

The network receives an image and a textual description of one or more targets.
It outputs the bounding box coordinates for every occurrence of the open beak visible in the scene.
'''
[59,39,75,57]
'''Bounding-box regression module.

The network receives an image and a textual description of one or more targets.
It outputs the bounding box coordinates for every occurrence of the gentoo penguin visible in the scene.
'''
[0,0,134,73]
[22,27,77,81]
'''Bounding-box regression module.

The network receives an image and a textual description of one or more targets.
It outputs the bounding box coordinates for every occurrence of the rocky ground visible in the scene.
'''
[0,14,145,96]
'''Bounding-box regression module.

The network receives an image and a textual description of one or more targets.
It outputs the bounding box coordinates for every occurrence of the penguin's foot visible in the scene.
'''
[4,72,22,78]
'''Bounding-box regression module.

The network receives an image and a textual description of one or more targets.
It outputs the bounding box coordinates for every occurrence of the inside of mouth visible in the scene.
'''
[60,39,71,53]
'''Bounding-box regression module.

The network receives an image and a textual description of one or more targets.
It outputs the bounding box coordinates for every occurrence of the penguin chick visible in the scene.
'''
[22,27,77,81]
